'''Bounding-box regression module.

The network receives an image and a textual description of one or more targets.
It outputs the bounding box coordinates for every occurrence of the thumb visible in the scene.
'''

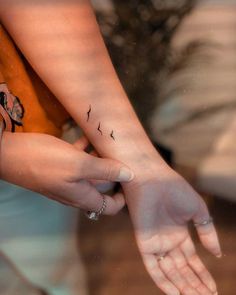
[193,197,222,258]
[81,153,134,183]
[73,136,89,150]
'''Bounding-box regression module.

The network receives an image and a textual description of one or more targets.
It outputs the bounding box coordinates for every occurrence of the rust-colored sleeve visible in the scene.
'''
[0,24,70,137]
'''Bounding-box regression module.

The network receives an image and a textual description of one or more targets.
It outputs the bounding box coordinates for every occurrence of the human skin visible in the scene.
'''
[0,132,133,214]
[0,1,221,294]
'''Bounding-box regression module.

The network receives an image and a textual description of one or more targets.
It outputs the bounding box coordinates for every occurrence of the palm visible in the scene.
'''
[124,170,221,295]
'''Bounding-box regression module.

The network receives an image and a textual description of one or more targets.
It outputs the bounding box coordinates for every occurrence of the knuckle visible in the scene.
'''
[103,164,116,181]
[75,155,86,176]
[66,155,84,182]
[78,180,94,196]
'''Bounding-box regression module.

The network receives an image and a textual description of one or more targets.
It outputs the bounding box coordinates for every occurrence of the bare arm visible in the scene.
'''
[0,0,159,174]
[0,1,221,294]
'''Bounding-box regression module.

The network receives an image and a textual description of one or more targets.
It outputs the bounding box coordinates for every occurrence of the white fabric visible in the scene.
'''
[0,180,88,295]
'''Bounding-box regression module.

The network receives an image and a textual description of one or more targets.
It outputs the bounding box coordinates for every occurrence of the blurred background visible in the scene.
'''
[1,0,236,294]
[79,0,236,294]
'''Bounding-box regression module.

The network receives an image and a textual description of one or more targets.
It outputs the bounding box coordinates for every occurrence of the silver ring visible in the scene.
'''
[85,195,107,221]
[157,253,166,262]
[194,217,213,227]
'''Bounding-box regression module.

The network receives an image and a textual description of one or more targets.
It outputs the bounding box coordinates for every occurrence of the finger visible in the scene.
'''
[88,144,120,192]
[73,136,90,150]
[65,178,125,215]
[180,237,217,294]
[80,153,134,182]
[142,254,180,295]
[169,248,212,295]
[159,255,199,295]
[103,192,125,215]
[89,179,116,193]
[193,197,222,257]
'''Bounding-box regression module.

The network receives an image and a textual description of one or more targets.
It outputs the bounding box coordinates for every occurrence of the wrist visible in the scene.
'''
[121,151,170,188]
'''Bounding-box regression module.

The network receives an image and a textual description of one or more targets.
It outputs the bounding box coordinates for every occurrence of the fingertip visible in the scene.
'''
[209,281,217,293]
[205,239,222,258]
[73,135,89,150]
[103,193,125,216]
[195,223,222,258]
[117,167,135,182]
[205,244,222,259]
[208,241,222,258]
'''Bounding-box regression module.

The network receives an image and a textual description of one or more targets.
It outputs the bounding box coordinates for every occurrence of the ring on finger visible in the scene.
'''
[194,216,213,227]
[85,195,107,221]
[156,253,166,262]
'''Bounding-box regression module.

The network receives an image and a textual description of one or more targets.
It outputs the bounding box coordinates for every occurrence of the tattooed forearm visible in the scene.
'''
[97,122,103,135]
[86,105,115,140]
[110,130,115,141]
[87,104,91,122]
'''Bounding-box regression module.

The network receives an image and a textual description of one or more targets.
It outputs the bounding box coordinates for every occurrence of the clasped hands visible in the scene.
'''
[0,132,221,295]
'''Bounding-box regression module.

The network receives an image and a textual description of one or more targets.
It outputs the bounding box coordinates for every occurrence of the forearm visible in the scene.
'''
[0,0,165,175]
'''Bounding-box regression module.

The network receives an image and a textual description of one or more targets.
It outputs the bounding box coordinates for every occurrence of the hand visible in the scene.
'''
[0,132,133,214]
[73,136,117,194]
[123,157,221,295]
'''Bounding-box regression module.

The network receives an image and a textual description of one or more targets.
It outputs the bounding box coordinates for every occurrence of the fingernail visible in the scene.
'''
[117,167,134,182]
[216,253,222,258]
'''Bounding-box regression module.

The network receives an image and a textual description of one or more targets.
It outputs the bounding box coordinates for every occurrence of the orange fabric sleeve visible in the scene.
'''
[0,24,71,137]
